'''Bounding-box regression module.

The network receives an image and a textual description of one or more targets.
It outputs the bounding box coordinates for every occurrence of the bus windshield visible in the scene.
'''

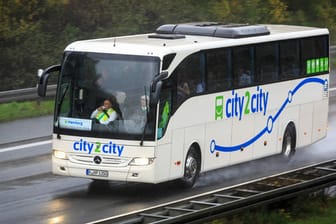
[54,52,160,140]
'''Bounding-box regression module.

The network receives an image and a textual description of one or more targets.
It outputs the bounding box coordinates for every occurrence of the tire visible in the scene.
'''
[180,146,201,188]
[281,124,296,161]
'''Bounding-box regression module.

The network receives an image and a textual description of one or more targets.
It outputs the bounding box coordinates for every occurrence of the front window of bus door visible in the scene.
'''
[157,80,172,139]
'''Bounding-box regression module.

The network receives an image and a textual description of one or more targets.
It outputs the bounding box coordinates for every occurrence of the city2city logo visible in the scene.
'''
[73,139,124,156]
[215,86,269,121]
[211,77,328,153]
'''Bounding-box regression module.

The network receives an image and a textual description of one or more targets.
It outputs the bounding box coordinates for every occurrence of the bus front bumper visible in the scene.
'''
[52,156,156,183]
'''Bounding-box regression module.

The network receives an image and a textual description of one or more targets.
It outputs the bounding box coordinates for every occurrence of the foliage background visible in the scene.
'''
[1,0,335,91]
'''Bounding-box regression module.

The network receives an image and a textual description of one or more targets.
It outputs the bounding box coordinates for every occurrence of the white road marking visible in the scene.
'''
[0,140,52,153]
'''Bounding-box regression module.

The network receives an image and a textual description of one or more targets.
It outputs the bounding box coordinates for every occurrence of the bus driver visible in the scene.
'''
[90,98,118,125]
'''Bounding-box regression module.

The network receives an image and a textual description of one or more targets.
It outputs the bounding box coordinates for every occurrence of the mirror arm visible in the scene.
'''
[39,64,61,81]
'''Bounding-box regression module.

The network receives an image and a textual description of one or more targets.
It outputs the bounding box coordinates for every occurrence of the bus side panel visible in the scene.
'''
[169,128,185,179]
[230,115,254,164]
[298,103,313,147]
[312,99,328,142]
[154,143,172,183]
[204,120,232,171]
[253,110,279,159]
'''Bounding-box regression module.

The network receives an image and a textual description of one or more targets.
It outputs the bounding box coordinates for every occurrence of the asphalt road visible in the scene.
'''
[0,99,335,224]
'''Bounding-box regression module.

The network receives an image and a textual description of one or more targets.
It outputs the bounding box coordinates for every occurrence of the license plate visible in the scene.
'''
[86,169,108,177]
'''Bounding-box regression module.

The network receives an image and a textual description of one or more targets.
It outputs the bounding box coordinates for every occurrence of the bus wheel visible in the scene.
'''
[281,124,296,161]
[181,146,200,188]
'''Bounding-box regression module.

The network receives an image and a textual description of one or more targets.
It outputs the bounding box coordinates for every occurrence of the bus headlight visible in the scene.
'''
[53,150,68,160]
[130,157,154,166]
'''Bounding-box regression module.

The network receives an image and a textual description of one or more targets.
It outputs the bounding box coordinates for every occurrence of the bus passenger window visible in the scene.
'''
[280,39,300,79]
[256,43,278,83]
[177,72,191,103]
[206,48,231,92]
[301,36,329,75]
[173,52,205,108]
[233,46,254,88]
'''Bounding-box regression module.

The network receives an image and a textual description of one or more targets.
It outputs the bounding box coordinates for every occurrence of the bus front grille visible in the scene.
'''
[68,154,130,167]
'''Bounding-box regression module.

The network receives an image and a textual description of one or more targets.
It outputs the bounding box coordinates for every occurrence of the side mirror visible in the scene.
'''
[151,71,168,92]
[37,71,50,97]
[37,64,61,97]
[150,81,163,106]
[150,71,168,105]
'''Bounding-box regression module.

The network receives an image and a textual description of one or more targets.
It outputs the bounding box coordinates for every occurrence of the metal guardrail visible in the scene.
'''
[331,45,336,54]
[89,160,336,224]
[0,85,57,103]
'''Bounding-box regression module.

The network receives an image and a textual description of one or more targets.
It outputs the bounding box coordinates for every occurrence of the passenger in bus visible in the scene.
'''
[95,69,108,87]
[238,68,252,86]
[121,94,147,124]
[177,81,191,102]
[90,98,118,125]
[140,95,149,112]
[89,69,113,113]
[281,58,300,78]
[195,80,205,93]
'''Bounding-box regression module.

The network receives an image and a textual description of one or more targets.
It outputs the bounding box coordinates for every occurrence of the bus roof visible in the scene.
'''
[65,23,329,57]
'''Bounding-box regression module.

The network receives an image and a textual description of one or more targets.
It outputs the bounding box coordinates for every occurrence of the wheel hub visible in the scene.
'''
[185,156,197,179]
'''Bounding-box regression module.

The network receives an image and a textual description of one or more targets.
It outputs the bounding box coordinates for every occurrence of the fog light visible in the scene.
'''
[53,150,67,160]
[60,166,66,171]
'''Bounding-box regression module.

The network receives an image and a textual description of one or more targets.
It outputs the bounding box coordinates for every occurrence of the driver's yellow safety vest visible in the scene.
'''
[96,108,114,122]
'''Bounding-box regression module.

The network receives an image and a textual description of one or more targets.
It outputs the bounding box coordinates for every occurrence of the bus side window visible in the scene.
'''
[233,46,254,88]
[173,53,205,107]
[157,80,172,139]
[206,48,231,92]
[256,43,279,83]
[280,39,300,79]
[301,36,329,75]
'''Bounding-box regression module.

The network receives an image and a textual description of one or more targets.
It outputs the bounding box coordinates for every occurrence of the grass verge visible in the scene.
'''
[207,194,336,224]
[0,100,54,123]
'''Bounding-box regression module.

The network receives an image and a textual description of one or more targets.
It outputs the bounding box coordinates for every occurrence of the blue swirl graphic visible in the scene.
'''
[210,77,327,153]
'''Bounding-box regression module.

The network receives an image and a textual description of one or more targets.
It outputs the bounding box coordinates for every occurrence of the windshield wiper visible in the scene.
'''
[140,86,149,146]
[56,83,70,127]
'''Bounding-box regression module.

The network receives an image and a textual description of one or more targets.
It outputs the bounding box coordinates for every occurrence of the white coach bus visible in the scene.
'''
[38,22,329,187]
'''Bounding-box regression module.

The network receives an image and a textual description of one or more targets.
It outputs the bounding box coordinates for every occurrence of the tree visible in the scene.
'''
[0,0,48,90]
[0,0,335,91]
[211,0,289,24]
